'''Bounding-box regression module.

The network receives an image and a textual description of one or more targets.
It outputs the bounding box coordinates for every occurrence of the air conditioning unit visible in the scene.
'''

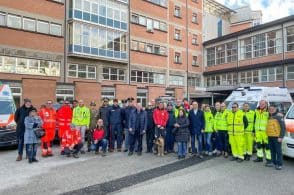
[146,28,154,33]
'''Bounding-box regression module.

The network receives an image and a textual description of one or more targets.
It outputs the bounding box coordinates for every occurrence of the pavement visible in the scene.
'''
[1,145,294,195]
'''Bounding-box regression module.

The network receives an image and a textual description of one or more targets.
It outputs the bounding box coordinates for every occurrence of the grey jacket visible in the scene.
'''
[24,116,43,144]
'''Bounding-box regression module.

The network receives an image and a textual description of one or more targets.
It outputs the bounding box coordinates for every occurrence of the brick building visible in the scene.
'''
[0,0,64,107]
[203,15,294,102]
[0,0,292,108]
[130,0,203,106]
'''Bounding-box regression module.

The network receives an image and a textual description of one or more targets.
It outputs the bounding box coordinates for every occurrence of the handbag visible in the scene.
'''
[33,128,46,138]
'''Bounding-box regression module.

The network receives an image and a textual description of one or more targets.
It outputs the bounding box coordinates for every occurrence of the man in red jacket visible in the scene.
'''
[61,124,83,158]
[39,100,56,157]
[57,100,73,139]
[153,102,169,139]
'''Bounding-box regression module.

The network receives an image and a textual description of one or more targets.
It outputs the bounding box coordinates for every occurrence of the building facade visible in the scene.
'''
[203,15,294,101]
[130,0,203,106]
[0,0,64,107]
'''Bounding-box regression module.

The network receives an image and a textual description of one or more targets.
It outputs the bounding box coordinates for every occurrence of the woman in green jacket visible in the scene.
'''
[204,105,214,156]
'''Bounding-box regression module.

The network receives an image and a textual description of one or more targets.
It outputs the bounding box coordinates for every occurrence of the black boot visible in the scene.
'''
[246,155,251,161]
[253,157,263,162]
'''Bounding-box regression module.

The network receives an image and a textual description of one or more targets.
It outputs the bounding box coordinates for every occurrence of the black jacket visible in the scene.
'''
[14,105,33,137]
[145,108,155,130]
[99,105,111,126]
[174,116,190,142]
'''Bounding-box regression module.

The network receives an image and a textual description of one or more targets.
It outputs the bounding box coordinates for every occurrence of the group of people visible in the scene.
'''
[14,97,285,170]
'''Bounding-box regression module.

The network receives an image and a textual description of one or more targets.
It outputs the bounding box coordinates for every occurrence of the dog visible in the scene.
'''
[154,136,165,156]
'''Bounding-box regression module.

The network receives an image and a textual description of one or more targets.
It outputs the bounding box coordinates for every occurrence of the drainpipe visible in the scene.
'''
[282,23,286,88]
[128,1,131,85]
[64,0,68,84]
[185,0,189,100]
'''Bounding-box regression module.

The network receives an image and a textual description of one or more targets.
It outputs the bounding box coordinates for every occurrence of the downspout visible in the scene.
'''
[64,0,68,84]
[128,1,131,85]
[186,0,189,100]
[282,23,286,88]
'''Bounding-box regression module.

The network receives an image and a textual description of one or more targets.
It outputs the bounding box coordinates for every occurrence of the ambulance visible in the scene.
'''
[225,87,293,114]
[0,84,17,147]
[282,104,294,158]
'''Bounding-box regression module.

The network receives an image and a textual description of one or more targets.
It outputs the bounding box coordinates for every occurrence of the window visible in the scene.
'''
[276,66,283,81]
[153,20,159,29]
[207,47,215,66]
[131,40,166,56]
[68,64,96,79]
[37,21,49,34]
[7,15,21,29]
[131,14,167,32]
[260,67,283,82]
[74,0,82,10]
[137,89,147,108]
[174,6,181,17]
[287,65,294,80]
[102,68,125,81]
[101,87,115,100]
[240,38,252,60]
[146,18,153,31]
[174,29,181,41]
[146,0,167,7]
[159,22,167,31]
[226,41,237,63]
[192,56,198,66]
[23,18,35,31]
[0,56,60,76]
[139,16,146,26]
[192,13,197,23]
[216,44,225,64]
[169,75,184,86]
[253,70,259,83]
[287,26,294,51]
[253,34,266,57]
[192,34,198,45]
[174,52,182,64]
[0,12,5,26]
[50,23,62,36]
[217,18,222,37]
[188,77,201,87]
[131,70,165,84]
[56,88,74,103]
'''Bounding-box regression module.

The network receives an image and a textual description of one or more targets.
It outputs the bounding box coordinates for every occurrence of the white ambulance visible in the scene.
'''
[0,84,17,147]
[225,87,293,114]
[282,104,294,158]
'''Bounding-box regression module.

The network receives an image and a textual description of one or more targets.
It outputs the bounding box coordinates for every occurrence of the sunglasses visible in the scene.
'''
[47,102,52,105]
[232,107,237,108]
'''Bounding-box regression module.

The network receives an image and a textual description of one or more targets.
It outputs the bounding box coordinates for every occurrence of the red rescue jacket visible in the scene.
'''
[57,105,72,128]
[61,129,82,148]
[153,108,169,127]
[39,107,56,129]
[93,128,105,141]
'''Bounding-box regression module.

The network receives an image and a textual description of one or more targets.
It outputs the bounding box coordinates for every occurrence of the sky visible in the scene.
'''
[215,0,294,23]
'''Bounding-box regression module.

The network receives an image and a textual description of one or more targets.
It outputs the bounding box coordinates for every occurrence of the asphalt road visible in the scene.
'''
[1,146,294,195]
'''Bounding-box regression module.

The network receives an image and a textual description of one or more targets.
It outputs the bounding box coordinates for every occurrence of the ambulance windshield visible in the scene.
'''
[225,101,257,110]
[0,100,15,114]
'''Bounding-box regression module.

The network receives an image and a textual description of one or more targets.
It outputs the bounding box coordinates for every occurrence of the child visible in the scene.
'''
[61,124,83,158]
[173,109,190,159]
[92,119,108,156]
[204,105,214,156]
[24,107,42,164]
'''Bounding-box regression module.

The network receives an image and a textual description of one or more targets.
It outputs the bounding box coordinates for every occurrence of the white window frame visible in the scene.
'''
[7,14,21,29]
[23,17,36,31]
[37,20,49,34]
[50,23,62,36]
